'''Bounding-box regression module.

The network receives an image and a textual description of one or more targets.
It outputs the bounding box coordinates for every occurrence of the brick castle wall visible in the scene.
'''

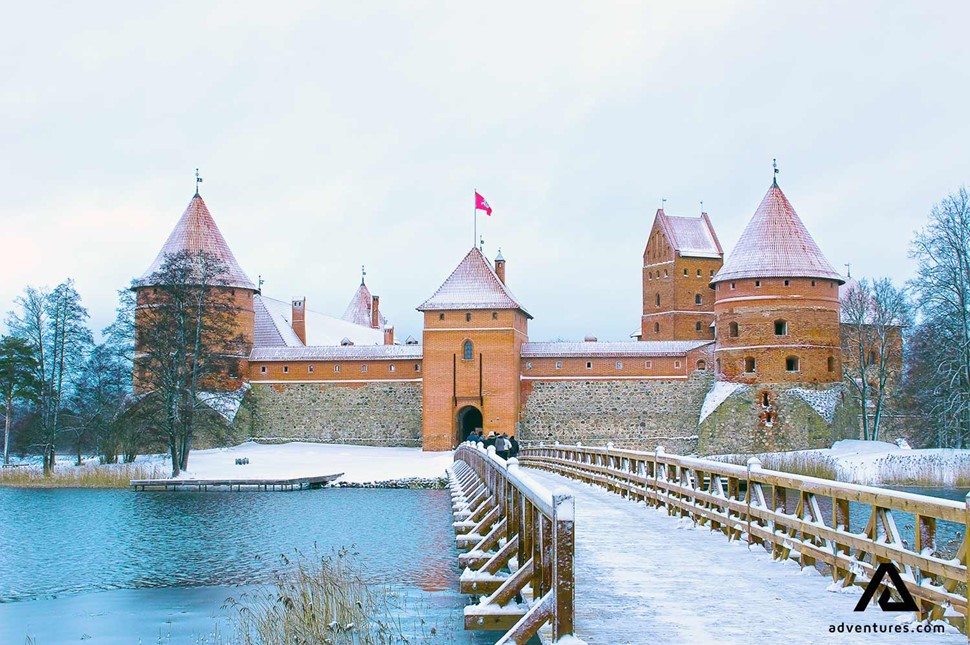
[518,371,714,453]
[249,382,423,447]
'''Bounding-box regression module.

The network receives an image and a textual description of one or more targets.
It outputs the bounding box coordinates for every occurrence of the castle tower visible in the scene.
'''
[641,209,723,340]
[417,247,531,450]
[342,275,387,329]
[710,180,843,383]
[133,192,257,392]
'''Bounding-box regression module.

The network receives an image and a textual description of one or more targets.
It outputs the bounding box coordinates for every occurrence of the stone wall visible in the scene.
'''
[248,382,423,447]
[696,383,858,455]
[518,372,713,453]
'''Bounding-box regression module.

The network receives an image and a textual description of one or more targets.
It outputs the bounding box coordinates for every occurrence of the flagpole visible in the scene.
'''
[474,188,477,249]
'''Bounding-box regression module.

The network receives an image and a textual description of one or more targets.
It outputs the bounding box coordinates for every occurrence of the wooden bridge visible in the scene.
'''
[450,442,969,644]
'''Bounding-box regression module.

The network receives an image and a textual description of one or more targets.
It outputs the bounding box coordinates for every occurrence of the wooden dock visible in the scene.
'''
[130,473,343,491]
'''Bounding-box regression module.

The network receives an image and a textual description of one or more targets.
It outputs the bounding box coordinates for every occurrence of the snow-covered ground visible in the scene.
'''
[176,441,452,484]
[717,439,970,486]
[5,442,454,485]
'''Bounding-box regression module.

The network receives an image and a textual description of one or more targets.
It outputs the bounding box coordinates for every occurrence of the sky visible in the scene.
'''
[2,2,969,344]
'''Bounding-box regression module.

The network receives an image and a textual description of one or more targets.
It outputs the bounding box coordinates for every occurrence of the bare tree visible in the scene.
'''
[909,187,970,447]
[840,278,909,441]
[134,250,244,476]
[0,336,39,464]
[6,281,93,474]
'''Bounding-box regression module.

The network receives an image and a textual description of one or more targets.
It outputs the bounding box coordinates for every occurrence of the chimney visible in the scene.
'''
[371,295,380,329]
[291,298,307,345]
[494,249,506,285]
[383,324,395,345]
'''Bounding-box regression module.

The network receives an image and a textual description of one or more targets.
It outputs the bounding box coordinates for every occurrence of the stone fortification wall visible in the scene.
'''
[696,382,858,455]
[248,382,423,447]
[518,372,714,453]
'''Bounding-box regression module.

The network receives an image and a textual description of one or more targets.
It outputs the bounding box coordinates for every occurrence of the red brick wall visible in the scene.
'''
[249,359,423,382]
[713,277,841,384]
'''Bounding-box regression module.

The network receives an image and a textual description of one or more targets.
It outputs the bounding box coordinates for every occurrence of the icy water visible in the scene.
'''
[0,487,510,644]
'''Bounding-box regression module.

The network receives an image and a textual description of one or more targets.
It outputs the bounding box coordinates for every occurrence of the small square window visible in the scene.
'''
[784,279,790,287]
[439,313,444,320]
[616,361,623,369]
[466,313,472,322]
[308,365,314,373]
[683,269,688,276]
[674,360,681,368]
[389,364,396,372]
[492,312,498,320]
[710,270,714,277]
[730,282,736,290]
[645,360,653,369]
[755,280,761,288]
[664,269,668,277]
[260,366,267,374]
[696,269,701,277]
[283,365,289,374]
[361,364,368,373]
[555,361,562,370]
[811,280,816,287]
[415,364,421,372]
[586,361,592,369]
[334,365,341,373]
[526,362,533,369]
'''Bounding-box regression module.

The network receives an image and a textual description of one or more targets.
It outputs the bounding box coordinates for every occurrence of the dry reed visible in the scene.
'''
[0,461,166,488]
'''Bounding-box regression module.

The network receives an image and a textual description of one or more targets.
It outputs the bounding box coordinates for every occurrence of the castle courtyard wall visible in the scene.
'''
[248,381,423,447]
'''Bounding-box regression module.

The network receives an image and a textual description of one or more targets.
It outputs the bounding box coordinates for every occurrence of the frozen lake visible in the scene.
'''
[0,487,505,643]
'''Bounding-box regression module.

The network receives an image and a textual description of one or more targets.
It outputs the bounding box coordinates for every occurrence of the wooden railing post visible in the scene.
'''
[746,457,761,547]
[552,491,575,641]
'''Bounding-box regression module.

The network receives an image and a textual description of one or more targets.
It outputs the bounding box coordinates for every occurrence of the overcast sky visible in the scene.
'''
[2,2,968,343]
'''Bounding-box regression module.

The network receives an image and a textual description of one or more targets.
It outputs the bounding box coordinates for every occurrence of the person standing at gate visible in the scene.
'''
[496,433,510,460]
[509,434,520,458]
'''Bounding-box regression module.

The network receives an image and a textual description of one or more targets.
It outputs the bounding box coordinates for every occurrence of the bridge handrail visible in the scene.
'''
[519,442,969,632]
[454,442,577,643]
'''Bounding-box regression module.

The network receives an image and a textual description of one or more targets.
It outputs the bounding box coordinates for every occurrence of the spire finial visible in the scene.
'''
[844,262,851,279]
[258,274,265,291]
[700,200,704,214]
[772,158,779,187]
[361,264,366,285]
[195,168,203,196]
[479,235,485,252]
[661,197,667,211]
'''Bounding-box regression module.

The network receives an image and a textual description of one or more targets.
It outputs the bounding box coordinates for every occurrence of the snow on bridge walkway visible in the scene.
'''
[524,467,964,645]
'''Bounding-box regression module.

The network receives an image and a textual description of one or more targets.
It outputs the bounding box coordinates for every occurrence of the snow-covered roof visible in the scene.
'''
[712,182,843,284]
[342,281,387,328]
[417,247,531,318]
[251,345,423,361]
[138,194,256,290]
[521,340,712,358]
[659,211,722,259]
[253,295,384,348]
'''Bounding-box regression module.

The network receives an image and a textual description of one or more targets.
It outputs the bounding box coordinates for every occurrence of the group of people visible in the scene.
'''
[467,430,519,461]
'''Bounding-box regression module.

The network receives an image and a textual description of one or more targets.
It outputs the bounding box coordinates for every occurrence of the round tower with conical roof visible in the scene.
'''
[710,180,844,384]
[133,192,257,392]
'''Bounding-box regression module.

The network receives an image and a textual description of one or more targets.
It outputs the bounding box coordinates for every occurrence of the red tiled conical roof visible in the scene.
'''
[138,194,255,289]
[417,247,531,318]
[712,182,843,285]
[342,281,388,328]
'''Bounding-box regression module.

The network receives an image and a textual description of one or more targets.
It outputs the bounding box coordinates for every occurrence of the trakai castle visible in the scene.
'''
[135,178,861,453]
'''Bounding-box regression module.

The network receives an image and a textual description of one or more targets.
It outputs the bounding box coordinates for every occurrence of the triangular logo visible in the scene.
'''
[853,563,918,612]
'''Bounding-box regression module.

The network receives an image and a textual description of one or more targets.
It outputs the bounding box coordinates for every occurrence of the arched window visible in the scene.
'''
[466,312,472,322]
[697,359,706,370]
[827,356,835,372]
[695,321,702,332]
[655,293,661,307]
[694,293,702,305]
[729,322,739,338]
[744,357,756,373]
[774,320,788,336]
[867,350,877,365]
[654,322,660,333]
[463,340,473,360]
[786,356,799,372]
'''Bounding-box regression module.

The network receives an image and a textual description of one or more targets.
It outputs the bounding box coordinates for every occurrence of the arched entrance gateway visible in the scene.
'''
[456,406,483,443]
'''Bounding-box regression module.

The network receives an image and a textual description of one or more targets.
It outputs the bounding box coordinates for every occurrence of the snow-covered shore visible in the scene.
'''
[716,439,970,487]
[175,442,453,485]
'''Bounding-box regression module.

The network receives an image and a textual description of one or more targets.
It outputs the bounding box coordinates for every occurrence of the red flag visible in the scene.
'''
[475,191,492,216]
